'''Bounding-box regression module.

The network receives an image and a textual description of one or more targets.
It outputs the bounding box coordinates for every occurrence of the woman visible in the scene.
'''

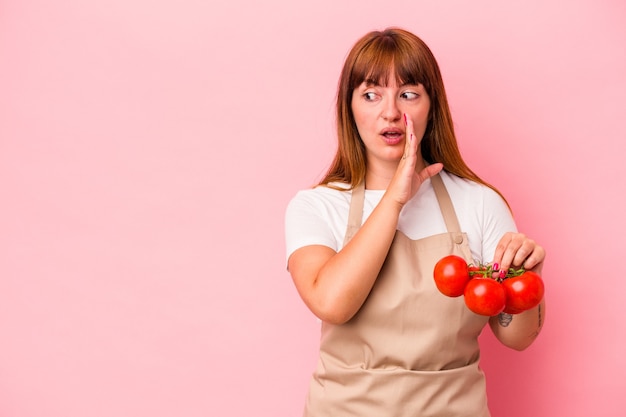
[285,27,545,416]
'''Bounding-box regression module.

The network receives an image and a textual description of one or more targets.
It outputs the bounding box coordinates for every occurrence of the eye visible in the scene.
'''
[401,91,419,100]
[363,92,378,101]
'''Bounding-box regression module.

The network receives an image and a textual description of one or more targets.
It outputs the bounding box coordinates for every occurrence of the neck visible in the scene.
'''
[365,158,427,190]
[364,166,395,190]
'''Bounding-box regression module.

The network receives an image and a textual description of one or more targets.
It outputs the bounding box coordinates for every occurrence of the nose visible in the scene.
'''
[381,97,401,121]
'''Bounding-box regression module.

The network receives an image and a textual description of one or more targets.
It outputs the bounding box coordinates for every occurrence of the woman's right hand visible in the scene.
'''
[385,114,442,208]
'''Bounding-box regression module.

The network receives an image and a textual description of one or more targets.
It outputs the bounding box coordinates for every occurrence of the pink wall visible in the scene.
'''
[1,1,625,415]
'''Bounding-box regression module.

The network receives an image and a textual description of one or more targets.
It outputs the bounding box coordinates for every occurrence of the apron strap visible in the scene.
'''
[343,182,365,247]
[431,174,462,234]
[343,174,463,245]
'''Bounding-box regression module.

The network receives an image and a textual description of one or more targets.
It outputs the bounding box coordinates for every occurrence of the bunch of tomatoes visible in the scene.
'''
[433,255,544,316]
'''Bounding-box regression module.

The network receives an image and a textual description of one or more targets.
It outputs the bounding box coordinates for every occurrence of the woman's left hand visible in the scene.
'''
[490,232,547,351]
[492,232,546,274]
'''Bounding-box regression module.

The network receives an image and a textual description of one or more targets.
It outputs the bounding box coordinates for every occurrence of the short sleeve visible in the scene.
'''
[478,186,518,263]
[284,191,338,264]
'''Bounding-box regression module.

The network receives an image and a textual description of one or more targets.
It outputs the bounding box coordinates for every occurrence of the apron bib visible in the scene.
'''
[304,174,491,417]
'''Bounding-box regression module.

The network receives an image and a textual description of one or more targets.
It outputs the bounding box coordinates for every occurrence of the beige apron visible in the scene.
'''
[304,174,491,417]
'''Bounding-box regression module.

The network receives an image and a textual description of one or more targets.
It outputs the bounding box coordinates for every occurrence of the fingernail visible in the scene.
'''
[493,263,499,271]
[404,114,407,125]
[499,270,507,279]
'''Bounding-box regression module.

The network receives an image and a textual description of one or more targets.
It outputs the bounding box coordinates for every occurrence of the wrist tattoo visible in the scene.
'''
[498,312,513,327]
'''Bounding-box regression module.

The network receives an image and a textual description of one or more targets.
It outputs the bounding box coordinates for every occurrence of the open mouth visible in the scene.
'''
[381,128,404,144]
[382,131,403,139]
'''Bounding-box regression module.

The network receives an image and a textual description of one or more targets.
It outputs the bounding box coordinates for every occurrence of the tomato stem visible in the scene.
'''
[468,263,525,282]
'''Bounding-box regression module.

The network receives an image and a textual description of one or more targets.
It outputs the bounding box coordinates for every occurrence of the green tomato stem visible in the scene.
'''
[468,264,526,282]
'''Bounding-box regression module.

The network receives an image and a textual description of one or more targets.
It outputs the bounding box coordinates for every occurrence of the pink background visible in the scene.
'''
[1,0,625,416]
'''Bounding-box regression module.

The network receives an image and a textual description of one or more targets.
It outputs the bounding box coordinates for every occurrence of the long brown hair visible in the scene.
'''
[319,27,508,205]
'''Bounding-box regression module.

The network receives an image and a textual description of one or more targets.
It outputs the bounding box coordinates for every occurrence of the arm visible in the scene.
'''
[488,232,547,350]
[288,195,403,324]
[288,117,442,324]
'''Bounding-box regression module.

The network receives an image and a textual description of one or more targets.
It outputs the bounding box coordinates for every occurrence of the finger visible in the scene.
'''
[493,232,517,271]
[492,232,512,265]
[403,113,415,160]
[496,233,541,272]
[522,245,546,272]
[510,238,537,267]
[417,163,444,183]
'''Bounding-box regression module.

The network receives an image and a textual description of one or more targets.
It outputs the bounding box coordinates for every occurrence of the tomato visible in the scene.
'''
[464,278,506,316]
[503,304,524,315]
[433,255,470,297]
[502,271,545,313]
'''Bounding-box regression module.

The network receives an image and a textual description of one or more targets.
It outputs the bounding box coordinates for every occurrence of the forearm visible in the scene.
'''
[490,298,546,351]
[312,195,403,323]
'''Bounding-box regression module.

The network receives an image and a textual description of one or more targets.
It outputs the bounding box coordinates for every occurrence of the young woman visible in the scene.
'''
[285,27,546,416]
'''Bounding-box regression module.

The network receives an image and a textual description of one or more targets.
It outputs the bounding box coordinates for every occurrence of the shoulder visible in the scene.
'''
[286,183,352,215]
[284,183,353,261]
[439,171,516,262]
[285,183,354,240]
[440,170,492,195]
[439,170,509,211]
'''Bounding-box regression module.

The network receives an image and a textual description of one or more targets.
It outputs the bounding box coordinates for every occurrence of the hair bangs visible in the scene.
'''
[350,34,428,90]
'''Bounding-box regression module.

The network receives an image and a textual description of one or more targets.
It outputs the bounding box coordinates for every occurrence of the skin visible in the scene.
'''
[288,74,545,351]
[489,232,546,350]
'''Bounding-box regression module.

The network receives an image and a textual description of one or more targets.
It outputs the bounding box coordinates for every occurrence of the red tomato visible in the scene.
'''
[433,255,470,297]
[503,305,524,315]
[464,278,506,316]
[502,271,545,313]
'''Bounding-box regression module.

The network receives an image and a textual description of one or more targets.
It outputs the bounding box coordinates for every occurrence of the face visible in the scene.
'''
[351,74,430,170]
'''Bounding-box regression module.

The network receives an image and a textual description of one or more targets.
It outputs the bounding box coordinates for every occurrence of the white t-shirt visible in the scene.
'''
[285,170,517,266]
